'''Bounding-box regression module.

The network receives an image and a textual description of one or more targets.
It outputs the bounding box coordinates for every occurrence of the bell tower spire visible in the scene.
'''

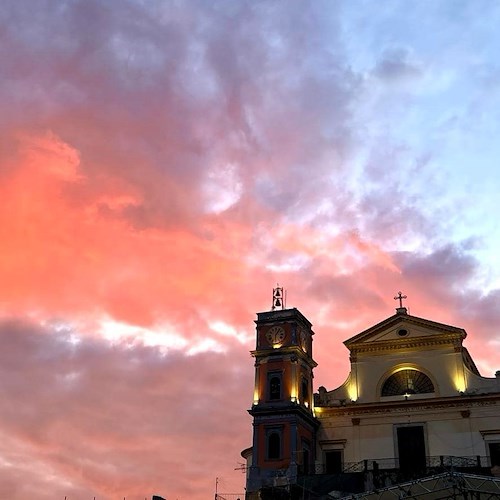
[272,284,286,311]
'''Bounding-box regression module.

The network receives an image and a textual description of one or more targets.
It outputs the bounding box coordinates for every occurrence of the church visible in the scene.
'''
[241,289,500,499]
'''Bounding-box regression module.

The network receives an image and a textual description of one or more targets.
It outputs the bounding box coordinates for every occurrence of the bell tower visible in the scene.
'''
[247,287,319,497]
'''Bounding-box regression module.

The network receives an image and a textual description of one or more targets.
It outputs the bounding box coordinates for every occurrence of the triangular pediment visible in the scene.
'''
[344,312,466,352]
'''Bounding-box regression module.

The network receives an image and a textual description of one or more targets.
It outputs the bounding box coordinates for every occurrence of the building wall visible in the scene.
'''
[314,311,500,473]
[356,348,463,399]
[316,401,500,466]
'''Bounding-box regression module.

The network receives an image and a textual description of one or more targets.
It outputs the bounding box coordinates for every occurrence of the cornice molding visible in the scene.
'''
[249,406,320,428]
[315,393,500,417]
[319,439,347,447]
[250,346,318,368]
[348,333,464,355]
[480,429,500,436]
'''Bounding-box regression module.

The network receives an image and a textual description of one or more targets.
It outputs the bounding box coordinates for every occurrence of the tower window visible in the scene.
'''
[268,373,282,400]
[267,430,281,460]
[300,441,311,474]
[381,369,434,396]
[301,377,309,404]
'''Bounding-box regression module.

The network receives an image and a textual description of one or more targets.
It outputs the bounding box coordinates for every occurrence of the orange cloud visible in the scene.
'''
[0,133,263,332]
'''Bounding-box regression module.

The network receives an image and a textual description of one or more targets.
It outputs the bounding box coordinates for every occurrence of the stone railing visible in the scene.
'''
[315,455,493,474]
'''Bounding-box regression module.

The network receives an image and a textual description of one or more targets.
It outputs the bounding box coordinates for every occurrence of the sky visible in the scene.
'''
[1,0,500,498]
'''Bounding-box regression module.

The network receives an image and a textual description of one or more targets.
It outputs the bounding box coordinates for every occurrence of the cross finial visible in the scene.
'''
[394,291,407,308]
[394,291,408,313]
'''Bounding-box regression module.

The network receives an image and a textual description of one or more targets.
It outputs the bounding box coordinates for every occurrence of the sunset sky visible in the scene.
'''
[1,1,500,498]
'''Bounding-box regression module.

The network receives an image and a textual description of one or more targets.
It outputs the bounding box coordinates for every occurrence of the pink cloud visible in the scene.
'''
[0,319,251,499]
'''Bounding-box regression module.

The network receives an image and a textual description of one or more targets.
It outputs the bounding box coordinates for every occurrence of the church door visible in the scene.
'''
[489,442,500,466]
[397,426,426,473]
[325,450,342,474]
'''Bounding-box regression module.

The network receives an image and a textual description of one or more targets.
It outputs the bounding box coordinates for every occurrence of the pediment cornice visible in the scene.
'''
[344,313,466,352]
[348,331,464,357]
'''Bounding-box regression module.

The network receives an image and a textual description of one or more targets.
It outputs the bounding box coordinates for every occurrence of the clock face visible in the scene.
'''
[266,326,286,346]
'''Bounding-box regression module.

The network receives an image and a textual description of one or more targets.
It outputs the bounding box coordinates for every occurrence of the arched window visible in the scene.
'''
[381,369,434,397]
[268,431,281,459]
[269,375,281,400]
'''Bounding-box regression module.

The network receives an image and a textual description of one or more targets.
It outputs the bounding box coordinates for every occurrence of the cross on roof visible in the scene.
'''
[394,291,407,308]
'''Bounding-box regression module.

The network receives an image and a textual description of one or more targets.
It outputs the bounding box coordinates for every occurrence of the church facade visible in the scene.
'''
[242,292,500,498]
